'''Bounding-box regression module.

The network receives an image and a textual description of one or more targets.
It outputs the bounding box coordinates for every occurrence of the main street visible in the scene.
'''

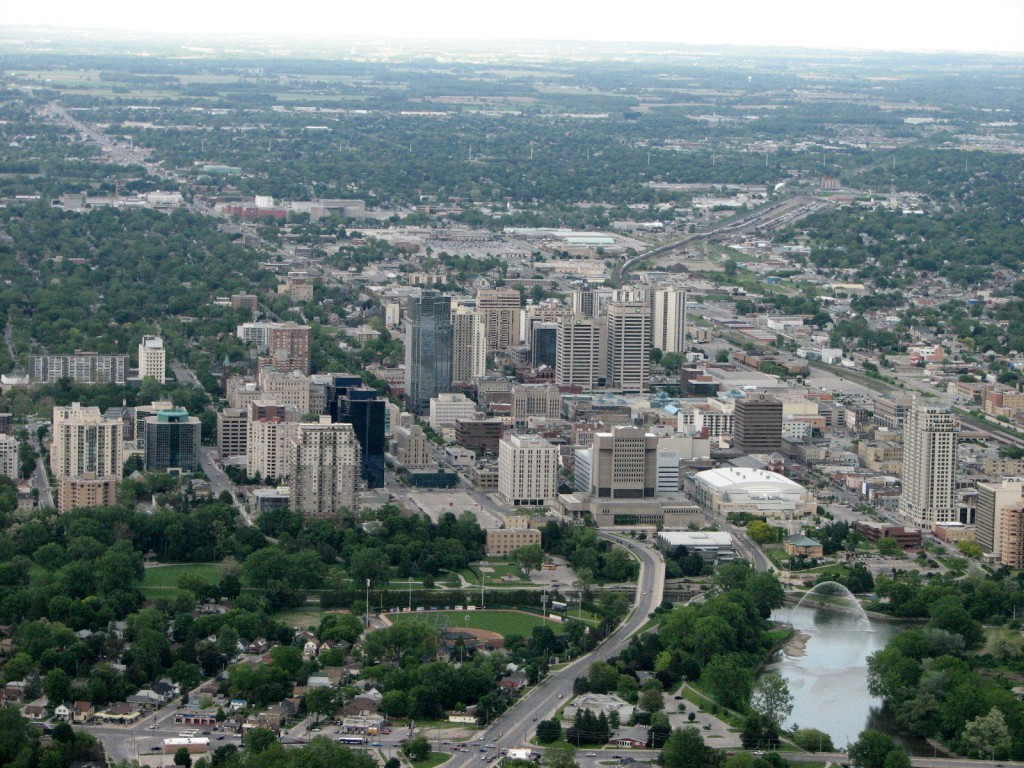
[441,533,665,768]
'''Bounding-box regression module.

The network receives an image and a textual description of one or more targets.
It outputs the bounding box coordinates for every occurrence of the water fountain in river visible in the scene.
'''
[791,580,870,625]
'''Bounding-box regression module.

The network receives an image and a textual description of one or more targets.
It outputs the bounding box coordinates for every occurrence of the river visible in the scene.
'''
[767,603,901,748]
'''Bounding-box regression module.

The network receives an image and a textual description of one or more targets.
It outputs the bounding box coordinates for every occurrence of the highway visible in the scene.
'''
[442,534,665,768]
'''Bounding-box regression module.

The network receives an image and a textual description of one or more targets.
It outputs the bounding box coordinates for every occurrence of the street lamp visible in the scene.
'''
[365,579,371,628]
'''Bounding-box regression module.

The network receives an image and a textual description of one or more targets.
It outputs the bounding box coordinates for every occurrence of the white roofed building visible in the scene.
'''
[688,466,814,521]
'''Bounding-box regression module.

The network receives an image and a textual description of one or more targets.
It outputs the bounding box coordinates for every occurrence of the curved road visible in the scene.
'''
[443,534,665,765]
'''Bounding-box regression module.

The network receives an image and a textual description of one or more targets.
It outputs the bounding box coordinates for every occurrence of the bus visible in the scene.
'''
[339,737,367,746]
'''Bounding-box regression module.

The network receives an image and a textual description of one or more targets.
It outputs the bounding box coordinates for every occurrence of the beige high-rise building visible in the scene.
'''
[51,403,123,481]
[138,335,166,384]
[477,288,521,353]
[247,400,299,481]
[652,288,688,354]
[59,474,118,512]
[451,305,487,384]
[258,367,311,414]
[556,315,604,390]
[498,434,559,507]
[217,408,248,460]
[288,418,361,520]
[976,479,1024,566]
[429,392,477,432]
[391,423,432,469]
[51,403,123,512]
[606,300,651,393]
[577,426,660,500]
[511,384,562,425]
[898,404,958,529]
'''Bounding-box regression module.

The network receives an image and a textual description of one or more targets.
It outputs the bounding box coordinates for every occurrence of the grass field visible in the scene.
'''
[460,561,531,586]
[271,607,329,630]
[388,609,565,638]
[143,562,231,589]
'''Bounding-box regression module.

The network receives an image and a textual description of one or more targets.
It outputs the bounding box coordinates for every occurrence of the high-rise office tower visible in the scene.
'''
[898,404,958,529]
[733,393,783,454]
[405,290,453,415]
[530,322,559,369]
[138,335,167,383]
[583,426,660,499]
[288,418,361,520]
[556,315,604,390]
[477,288,521,353]
[498,434,559,507]
[265,322,312,375]
[652,288,688,354]
[338,386,386,489]
[451,305,487,384]
[144,408,201,472]
[606,300,651,393]
[571,290,599,319]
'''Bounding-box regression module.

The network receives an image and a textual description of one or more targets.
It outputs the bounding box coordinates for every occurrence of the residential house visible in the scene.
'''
[23,702,47,720]
[73,701,96,723]
[247,638,270,655]
[499,672,529,692]
[54,702,73,721]
[127,689,164,710]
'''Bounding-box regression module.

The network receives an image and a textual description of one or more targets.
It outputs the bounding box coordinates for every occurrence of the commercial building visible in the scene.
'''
[138,335,166,383]
[337,386,386,489]
[652,288,687,354]
[530,321,559,369]
[258,367,311,414]
[656,531,734,563]
[576,427,659,499]
[51,403,123,512]
[689,467,814,520]
[247,400,299,481]
[391,423,432,469]
[511,384,562,427]
[288,418,361,520]
[144,409,201,472]
[498,434,560,507]
[486,528,542,556]
[556,315,604,390]
[873,395,915,431]
[251,487,291,515]
[429,393,477,432]
[405,290,453,415]
[477,288,521,353]
[852,521,922,550]
[733,393,783,454]
[975,479,1024,567]
[29,353,129,384]
[217,408,248,460]
[451,305,487,384]
[898,404,958,529]
[455,419,504,455]
[606,300,651,393]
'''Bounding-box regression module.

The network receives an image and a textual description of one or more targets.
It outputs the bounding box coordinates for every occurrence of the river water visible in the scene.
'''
[766,603,901,748]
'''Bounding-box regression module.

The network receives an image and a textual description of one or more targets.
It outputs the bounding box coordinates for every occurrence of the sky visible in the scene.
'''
[4,0,1024,54]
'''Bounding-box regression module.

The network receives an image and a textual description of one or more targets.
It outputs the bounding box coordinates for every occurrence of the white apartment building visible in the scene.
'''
[652,288,688,354]
[498,434,559,507]
[247,401,299,481]
[0,434,18,480]
[429,392,477,432]
[556,315,604,390]
[606,300,651,393]
[451,305,487,384]
[138,335,166,383]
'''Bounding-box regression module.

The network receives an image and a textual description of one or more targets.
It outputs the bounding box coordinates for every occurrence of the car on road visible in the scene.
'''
[587,753,596,757]
[371,742,383,747]
[151,746,161,751]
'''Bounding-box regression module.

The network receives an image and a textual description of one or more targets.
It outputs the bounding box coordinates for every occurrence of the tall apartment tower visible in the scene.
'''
[451,305,487,384]
[571,290,599,319]
[498,434,559,507]
[976,479,1024,567]
[477,288,521,353]
[138,335,167,383]
[51,403,124,481]
[556,315,604,390]
[247,400,299,481]
[288,418,361,520]
[733,393,784,454]
[898,404,958,529]
[606,300,651,393]
[265,322,312,375]
[144,408,201,472]
[405,290,453,415]
[652,288,688,354]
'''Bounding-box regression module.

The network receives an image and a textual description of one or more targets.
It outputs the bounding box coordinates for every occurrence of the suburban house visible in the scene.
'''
[73,701,96,723]
[54,702,73,721]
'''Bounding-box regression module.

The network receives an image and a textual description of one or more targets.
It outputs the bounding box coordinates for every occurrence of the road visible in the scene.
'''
[441,534,665,768]
[25,416,55,509]
[199,447,256,528]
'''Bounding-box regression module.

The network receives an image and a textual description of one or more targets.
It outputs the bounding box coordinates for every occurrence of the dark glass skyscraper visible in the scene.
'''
[404,290,452,415]
[339,386,386,489]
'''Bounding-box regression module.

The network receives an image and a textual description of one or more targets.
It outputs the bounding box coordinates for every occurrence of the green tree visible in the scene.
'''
[956,540,983,559]
[662,727,714,768]
[304,687,337,726]
[244,728,277,753]
[876,538,901,557]
[174,747,193,768]
[848,730,898,768]
[43,668,71,706]
[792,729,834,753]
[638,687,664,713]
[749,673,793,729]
[402,735,431,762]
[509,544,544,577]
[701,654,753,710]
[545,743,578,768]
[746,521,776,544]
[960,707,1011,759]
[536,719,562,744]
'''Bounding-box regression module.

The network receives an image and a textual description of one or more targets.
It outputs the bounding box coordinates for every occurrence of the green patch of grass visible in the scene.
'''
[387,609,565,638]
[143,562,231,589]
[411,752,452,768]
[461,561,531,586]
[270,607,330,629]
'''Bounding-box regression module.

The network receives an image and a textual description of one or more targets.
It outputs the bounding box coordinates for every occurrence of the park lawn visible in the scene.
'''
[143,561,231,589]
[388,609,565,638]
[461,561,532,585]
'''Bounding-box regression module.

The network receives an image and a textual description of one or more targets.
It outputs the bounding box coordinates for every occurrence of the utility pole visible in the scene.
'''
[365,579,370,627]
